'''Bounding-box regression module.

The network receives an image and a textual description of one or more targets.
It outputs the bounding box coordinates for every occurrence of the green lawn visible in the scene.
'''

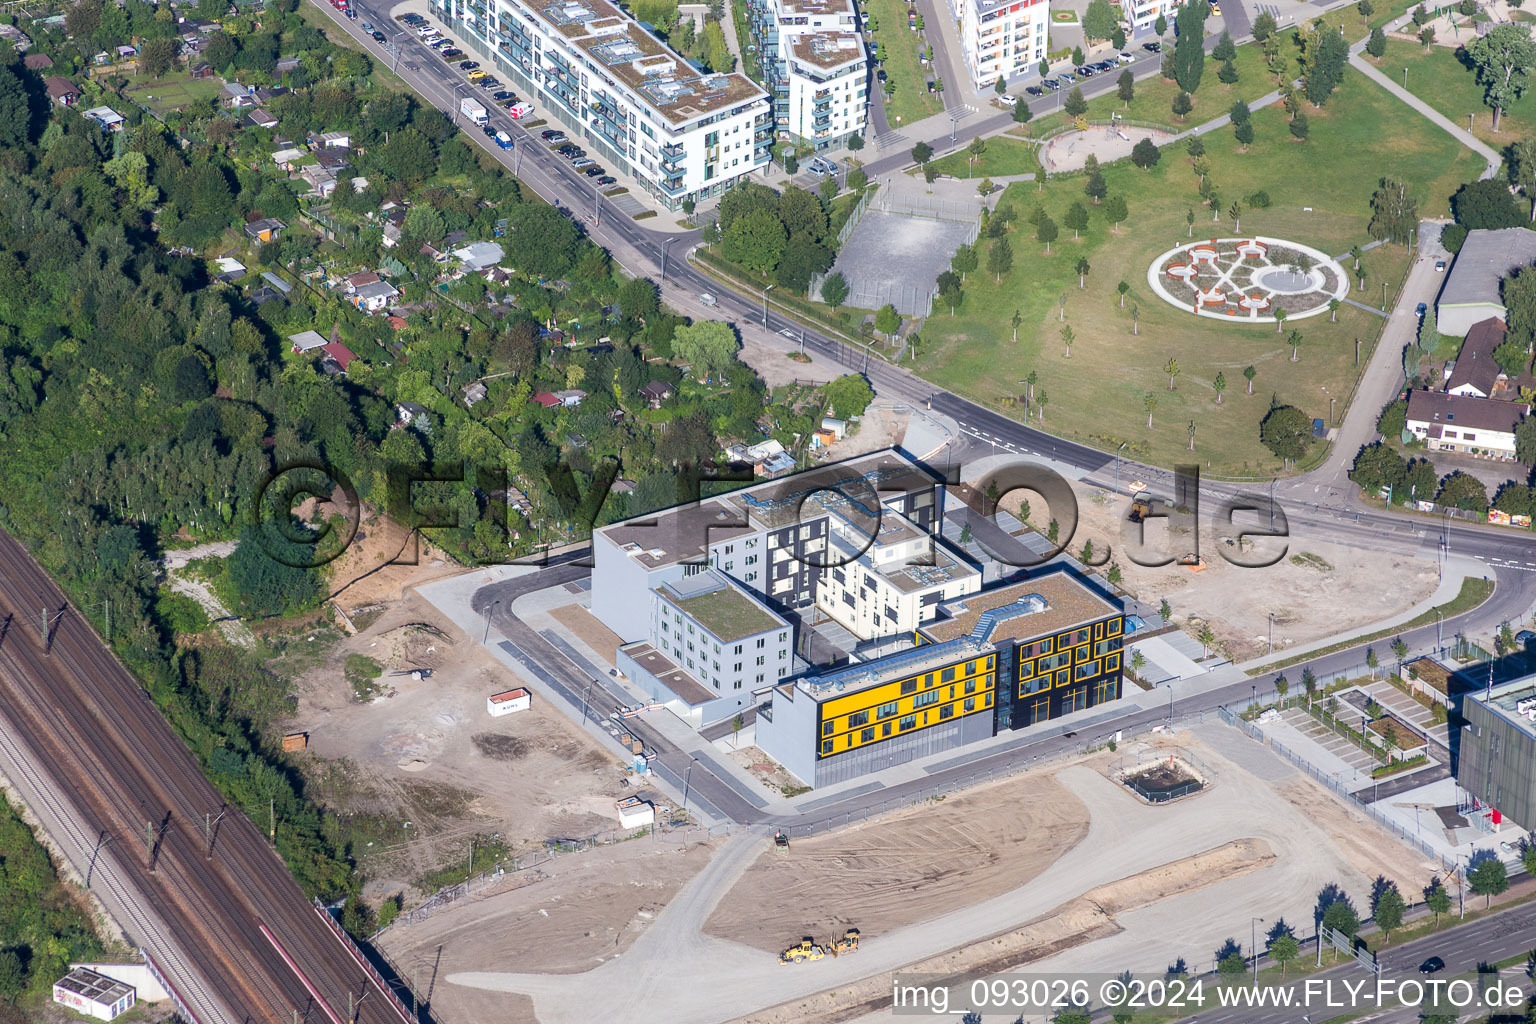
[909,67,1483,474]
[927,134,1042,178]
[121,71,227,114]
[1372,37,1536,148]
[1024,43,1280,138]
[867,0,944,128]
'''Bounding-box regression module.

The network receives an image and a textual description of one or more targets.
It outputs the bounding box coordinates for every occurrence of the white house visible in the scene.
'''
[53,968,135,1022]
[353,280,399,313]
[749,0,868,149]
[951,0,1048,91]
[1437,227,1536,336]
[82,106,126,131]
[289,330,328,353]
[1406,389,1531,461]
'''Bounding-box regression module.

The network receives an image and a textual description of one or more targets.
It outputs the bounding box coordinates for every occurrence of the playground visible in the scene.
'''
[1147,236,1350,323]
[1039,123,1176,173]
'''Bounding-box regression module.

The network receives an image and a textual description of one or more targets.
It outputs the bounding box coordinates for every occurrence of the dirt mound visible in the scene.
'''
[1085,837,1273,915]
[705,772,1090,953]
[473,733,531,761]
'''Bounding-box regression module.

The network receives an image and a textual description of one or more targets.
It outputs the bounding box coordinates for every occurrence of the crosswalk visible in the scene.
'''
[873,128,907,149]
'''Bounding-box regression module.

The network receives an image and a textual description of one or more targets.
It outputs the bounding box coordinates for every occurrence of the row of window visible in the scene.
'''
[1020,654,1121,696]
[819,691,994,755]
[821,675,991,739]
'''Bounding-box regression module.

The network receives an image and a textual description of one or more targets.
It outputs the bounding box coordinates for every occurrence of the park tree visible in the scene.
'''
[1213,30,1236,61]
[1144,392,1158,427]
[1117,280,1131,307]
[1073,44,1086,65]
[1118,69,1135,104]
[775,237,834,293]
[1468,856,1510,906]
[1172,90,1193,120]
[874,304,902,341]
[1288,329,1303,361]
[1375,882,1407,941]
[1156,12,1168,34]
[1260,404,1313,464]
[1437,470,1490,511]
[1214,371,1227,403]
[1424,879,1452,923]
[952,243,979,281]
[1234,120,1254,148]
[1268,932,1300,976]
[1300,25,1350,105]
[1350,442,1409,494]
[912,140,933,165]
[1187,135,1206,161]
[937,270,964,313]
[1037,213,1059,252]
[1061,324,1076,357]
[1064,201,1090,239]
[1290,111,1310,140]
[988,236,1014,281]
[1164,356,1181,389]
[1173,2,1207,92]
[1084,0,1117,41]
[1318,885,1361,939]
[1230,98,1252,125]
[1504,265,1536,352]
[1013,100,1034,124]
[1218,59,1239,84]
[1453,178,1525,229]
[1369,178,1419,244]
[1367,26,1388,58]
[1253,10,1277,39]
[1517,414,1536,463]
[1065,86,1089,118]
[820,271,849,310]
[1105,195,1129,232]
[1420,25,1437,50]
[1215,938,1246,976]
[1131,138,1161,168]
[1244,365,1257,393]
[1085,167,1108,203]
[1467,24,1536,131]
[140,35,178,79]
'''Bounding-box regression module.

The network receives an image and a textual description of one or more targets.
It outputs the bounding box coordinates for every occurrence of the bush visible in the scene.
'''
[1246,190,1271,208]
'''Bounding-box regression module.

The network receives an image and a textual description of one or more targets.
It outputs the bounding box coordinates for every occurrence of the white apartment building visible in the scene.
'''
[1124,0,1180,31]
[815,508,981,640]
[1405,390,1531,461]
[952,0,1048,92]
[747,0,868,149]
[429,0,773,208]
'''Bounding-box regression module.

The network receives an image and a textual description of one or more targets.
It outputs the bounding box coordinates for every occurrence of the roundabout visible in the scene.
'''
[1146,236,1349,323]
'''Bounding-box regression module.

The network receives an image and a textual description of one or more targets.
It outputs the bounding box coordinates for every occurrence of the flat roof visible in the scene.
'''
[659,572,784,641]
[779,0,855,14]
[598,449,941,569]
[534,0,765,125]
[827,521,978,595]
[797,634,989,702]
[54,967,133,1006]
[791,31,864,70]
[1441,227,1536,308]
[1473,674,1536,738]
[919,572,1121,646]
[622,642,717,705]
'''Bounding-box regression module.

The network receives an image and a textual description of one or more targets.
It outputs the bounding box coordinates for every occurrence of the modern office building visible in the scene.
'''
[1458,675,1536,831]
[429,0,773,209]
[746,0,868,149]
[617,569,794,726]
[948,0,1049,92]
[591,450,949,642]
[755,571,1125,786]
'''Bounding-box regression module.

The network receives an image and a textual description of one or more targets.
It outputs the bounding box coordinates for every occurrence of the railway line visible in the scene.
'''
[0,529,413,1024]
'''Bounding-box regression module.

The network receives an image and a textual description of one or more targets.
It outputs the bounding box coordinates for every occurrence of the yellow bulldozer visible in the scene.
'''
[829,928,860,956]
[779,937,825,964]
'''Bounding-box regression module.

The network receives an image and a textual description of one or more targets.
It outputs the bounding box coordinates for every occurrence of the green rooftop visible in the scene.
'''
[672,587,781,643]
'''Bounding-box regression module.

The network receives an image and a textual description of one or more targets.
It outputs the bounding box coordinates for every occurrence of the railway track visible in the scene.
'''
[0,530,413,1024]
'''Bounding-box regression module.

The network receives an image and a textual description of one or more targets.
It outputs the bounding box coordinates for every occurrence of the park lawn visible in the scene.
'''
[867,0,945,128]
[1372,37,1536,147]
[926,134,1042,178]
[1316,0,1422,36]
[1023,43,1284,139]
[909,66,1482,474]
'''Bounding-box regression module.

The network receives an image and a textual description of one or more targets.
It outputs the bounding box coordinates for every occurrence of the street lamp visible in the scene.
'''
[1115,442,1128,492]
[482,600,500,643]
[682,756,698,815]
[763,283,775,329]
[1436,609,1444,651]
[1268,612,1274,655]
[1252,916,1264,987]
[658,237,674,284]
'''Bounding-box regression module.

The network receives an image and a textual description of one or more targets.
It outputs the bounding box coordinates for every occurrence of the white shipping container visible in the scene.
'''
[486,687,531,716]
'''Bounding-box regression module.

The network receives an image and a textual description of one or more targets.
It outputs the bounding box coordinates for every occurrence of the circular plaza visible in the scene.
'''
[1146,236,1349,323]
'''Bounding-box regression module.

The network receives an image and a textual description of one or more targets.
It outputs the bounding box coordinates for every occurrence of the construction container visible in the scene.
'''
[616,796,655,828]
[486,688,532,717]
[281,733,308,752]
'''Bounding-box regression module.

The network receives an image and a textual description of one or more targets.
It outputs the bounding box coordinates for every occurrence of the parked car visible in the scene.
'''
[1058,71,1077,83]
[1075,65,1095,78]
[478,77,501,89]
[429,38,451,48]
[496,130,514,149]
[458,60,479,70]
[1144,40,1162,52]
[482,124,497,137]
[1415,302,1428,318]
[508,103,533,118]
[571,157,596,169]
[467,70,488,82]
[1517,629,1536,646]
[1094,60,1116,72]
[1025,85,1043,97]
[596,175,616,186]
[542,129,565,140]
[371,30,386,42]
[416,24,437,35]
[584,165,606,177]
[1435,260,1447,272]
[439,48,463,58]
[1118,50,1135,63]
[699,292,718,307]
[1210,1,1222,13]
[1042,78,1061,91]
[492,90,514,100]
[359,20,373,31]
[556,143,580,155]
[876,68,887,83]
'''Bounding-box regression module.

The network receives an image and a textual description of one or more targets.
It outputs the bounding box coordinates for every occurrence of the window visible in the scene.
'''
[1107,619,1123,637]
[1075,660,1098,680]
[878,701,898,718]
[941,666,957,682]
[963,697,975,712]
[898,715,917,731]
[848,710,869,728]
[821,739,833,754]
[756,655,765,666]
[986,655,995,669]
[882,722,893,737]
[900,679,917,694]
[734,644,743,655]
[861,728,874,743]
[756,638,765,648]
[965,660,976,675]
[822,721,834,736]
[1072,627,1090,646]
[1056,669,1071,687]
[914,689,941,708]
[965,678,978,694]
[940,704,954,720]
[1018,659,1033,679]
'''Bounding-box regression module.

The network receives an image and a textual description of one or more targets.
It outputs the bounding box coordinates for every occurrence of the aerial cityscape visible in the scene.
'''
[2,0,1536,1018]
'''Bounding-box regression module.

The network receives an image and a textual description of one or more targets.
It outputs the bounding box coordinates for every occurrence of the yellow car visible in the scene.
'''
[467,69,488,82]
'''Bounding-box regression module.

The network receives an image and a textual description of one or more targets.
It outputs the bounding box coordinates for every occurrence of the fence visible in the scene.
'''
[1217,708,1457,874]
[812,191,981,317]
[835,187,874,248]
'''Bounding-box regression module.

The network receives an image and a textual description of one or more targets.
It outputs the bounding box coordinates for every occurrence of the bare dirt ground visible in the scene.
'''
[704,772,1089,952]
[324,506,464,615]
[283,591,635,896]
[726,746,801,794]
[997,482,1438,661]
[737,332,830,389]
[547,603,624,671]
[821,399,912,462]
[380,838,715,1024]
